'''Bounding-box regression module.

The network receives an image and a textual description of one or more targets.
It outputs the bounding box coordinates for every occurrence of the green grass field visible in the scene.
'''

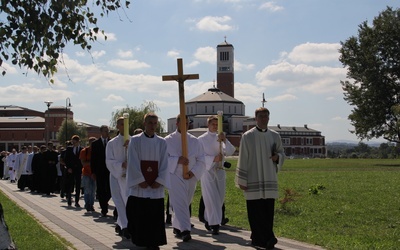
[2,158,400,249]
[0,191,71,250]
[198,158,399,250]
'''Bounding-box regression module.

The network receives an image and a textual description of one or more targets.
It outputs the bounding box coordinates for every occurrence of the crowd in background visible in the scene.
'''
[0,107,285,250]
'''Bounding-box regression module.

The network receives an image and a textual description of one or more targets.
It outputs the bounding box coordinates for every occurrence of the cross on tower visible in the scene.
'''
[162,58,199,179]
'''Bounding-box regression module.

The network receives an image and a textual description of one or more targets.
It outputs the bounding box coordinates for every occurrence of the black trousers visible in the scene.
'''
[17,175,33,190]
[246,198,276,247]
[65,172,81,202]
[96,173,111,214]
[127,196,167,247]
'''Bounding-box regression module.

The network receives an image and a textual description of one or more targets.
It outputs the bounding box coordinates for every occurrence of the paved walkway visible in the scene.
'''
[0,180,325,250]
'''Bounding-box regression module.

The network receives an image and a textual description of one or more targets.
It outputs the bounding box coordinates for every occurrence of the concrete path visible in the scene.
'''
[0,179,325,250]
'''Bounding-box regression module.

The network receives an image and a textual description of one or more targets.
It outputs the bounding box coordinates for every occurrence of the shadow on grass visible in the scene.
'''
[373,163,400,167]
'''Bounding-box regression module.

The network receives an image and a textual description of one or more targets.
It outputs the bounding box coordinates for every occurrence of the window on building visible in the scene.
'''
[282,138,290,145]
[205,106,207,113]
[212,106,215,113]
[219,67,230,71]
[220,51,229,61]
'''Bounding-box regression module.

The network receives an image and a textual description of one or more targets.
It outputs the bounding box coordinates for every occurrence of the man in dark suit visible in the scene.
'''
[91,125,111,216]
[64,135,83,207]
[41,142,59,196]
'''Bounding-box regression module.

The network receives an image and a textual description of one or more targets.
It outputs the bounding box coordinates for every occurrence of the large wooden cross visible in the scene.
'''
[162,58,199,179]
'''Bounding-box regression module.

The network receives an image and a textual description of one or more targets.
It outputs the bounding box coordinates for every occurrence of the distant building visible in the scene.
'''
[0,105,100,152]
[167,39,327,158]
[243,118,326,158]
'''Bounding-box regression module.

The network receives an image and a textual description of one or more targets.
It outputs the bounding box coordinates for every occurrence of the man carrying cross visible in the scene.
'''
[163,59,205,242]
[165,114,205,242]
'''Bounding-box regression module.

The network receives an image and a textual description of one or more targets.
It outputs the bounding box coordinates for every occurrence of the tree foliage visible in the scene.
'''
[57,119,88,146]
[339,7,400,143]
[110,101,165,136]
[0,0,130,81]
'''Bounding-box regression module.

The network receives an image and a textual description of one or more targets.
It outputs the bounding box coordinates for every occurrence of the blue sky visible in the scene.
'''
[1,0,398,142]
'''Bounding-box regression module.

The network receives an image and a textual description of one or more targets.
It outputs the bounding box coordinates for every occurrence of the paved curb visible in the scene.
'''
[0,179,325,250]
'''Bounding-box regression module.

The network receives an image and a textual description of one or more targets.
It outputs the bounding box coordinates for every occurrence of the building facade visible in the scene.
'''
[0,105,100,152]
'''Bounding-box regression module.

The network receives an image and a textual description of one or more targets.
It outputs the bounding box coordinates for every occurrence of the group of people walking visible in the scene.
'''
[0,107,285,250]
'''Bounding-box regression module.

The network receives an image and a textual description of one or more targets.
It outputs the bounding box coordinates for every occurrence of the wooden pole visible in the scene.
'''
[162,58,199,179]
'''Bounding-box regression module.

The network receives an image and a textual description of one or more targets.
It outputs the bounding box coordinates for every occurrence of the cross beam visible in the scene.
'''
[162,58,199,179]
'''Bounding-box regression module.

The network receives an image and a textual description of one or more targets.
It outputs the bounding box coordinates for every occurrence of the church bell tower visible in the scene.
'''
[216,38,234,98]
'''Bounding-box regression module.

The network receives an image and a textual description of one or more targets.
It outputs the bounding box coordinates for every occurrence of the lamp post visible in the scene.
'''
[44,101,53,144]
[65,98,72,144]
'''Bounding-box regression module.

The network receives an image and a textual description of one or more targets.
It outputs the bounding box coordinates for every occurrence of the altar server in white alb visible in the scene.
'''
[198,115,235,235]
[105,117,131,239]
[15,146,32,191]
[126,113,169,249]
[235,107,285,250]
[7,148,18,183]
[165,114,205,242]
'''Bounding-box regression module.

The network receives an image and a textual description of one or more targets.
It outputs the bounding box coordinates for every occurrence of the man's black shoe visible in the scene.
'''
[211,225,220,235]
[181,231,191,242]
[122,228,131,239]
[221,217,229,225]
[266,237,278,249]
[173,228,182,238]
[204,221,211,231]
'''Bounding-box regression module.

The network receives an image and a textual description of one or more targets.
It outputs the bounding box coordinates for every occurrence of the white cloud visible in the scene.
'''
[186,61,200,68]
[107,59,150,70]
[287,42,341,64]
[91,50,106,59]
[256,61,346,94]
[0,84,72,103]
[256,42,347,95]
[104,32,117,41]
[234,82,265,104]
[1,62,19,75]
[193,47,216,64]
[103,94,125,102]
[167,50,180,58]
[235,60,255,71]
[118,50,133,58]
[259,2,284,12]
[196,16,234,32]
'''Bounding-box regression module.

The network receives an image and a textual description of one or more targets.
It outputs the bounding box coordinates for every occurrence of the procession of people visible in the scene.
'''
[1,107,285,250]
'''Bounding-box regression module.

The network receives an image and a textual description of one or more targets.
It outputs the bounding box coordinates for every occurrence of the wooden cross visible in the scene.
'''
[162,58,199,179]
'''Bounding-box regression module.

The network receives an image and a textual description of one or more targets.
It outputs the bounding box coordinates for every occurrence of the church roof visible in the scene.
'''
[217,40,233,47]
[186,87,243,104]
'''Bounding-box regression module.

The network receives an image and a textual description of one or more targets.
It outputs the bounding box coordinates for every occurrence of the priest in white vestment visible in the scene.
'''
[126,113,169,249]
[7,149,18,183]
[106,117,131,239]
[235,107,285,250]
[15,146,32,190]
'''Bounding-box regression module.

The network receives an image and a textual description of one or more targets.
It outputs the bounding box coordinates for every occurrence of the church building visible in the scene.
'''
[167,39,327,158]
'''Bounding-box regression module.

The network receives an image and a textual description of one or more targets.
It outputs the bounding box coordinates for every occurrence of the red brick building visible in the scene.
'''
[0,105,101,152]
